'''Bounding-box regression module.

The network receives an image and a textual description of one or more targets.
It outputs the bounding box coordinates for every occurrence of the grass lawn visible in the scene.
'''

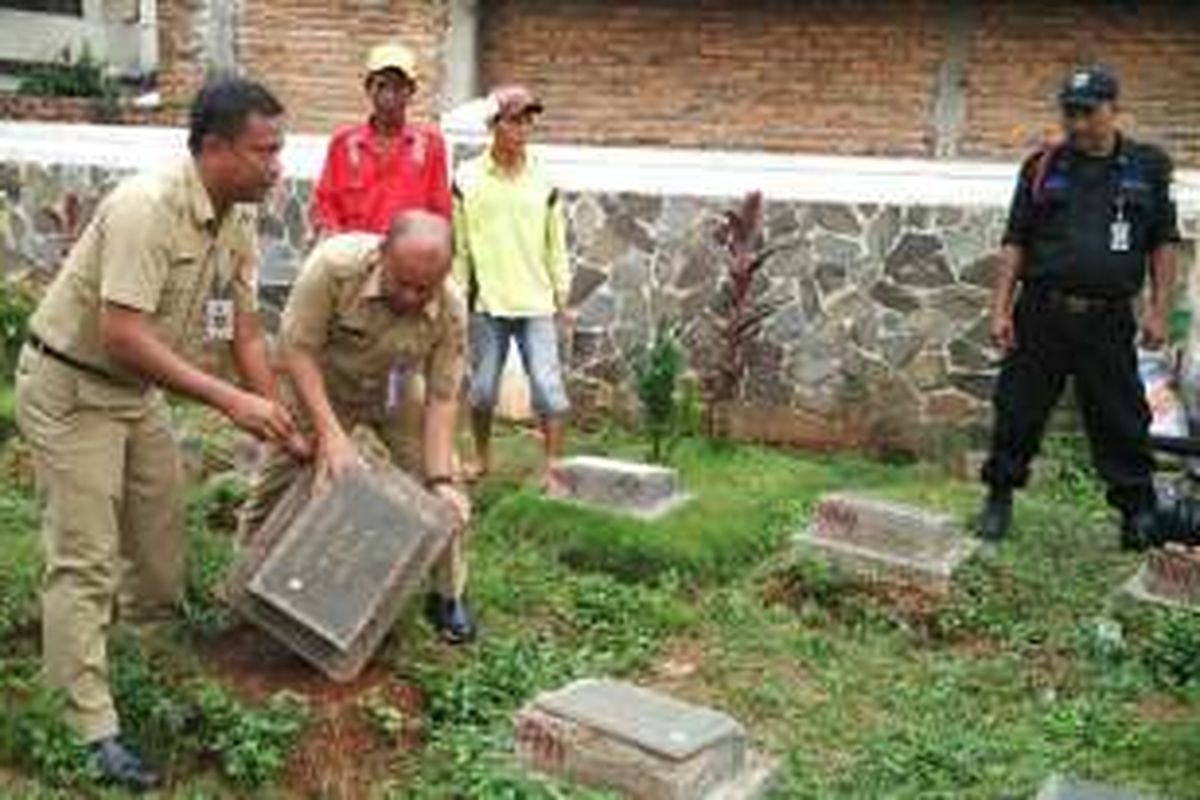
[1,419,1199,799]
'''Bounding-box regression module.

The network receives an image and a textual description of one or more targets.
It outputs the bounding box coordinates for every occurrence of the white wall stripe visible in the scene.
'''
[3,120,1200,211]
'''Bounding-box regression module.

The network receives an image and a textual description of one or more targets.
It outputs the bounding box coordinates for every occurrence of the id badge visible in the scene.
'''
[1110,219,1131,253]
[204,298,235,341]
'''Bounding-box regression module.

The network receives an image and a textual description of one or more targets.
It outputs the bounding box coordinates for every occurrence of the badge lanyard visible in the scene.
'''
[1111,195,1131,253]
[204,248,236,342]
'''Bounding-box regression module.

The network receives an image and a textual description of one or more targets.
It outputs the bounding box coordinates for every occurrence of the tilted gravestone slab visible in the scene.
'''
[1121,547,1200,611]
[549,456,692,520]
[514,679,777,800]
[226,464,453,682]
[1037,774,1148,800]
[795,492,979,593]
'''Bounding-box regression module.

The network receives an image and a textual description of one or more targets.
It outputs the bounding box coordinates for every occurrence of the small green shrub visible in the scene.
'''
[0,491,41,639]
[0,677,98,789]
[0,280,36,375]
[632,322,685,463]
[1142,612,1200,692]
[190,681,307,788]
[110,640,307,789]
[17,46,116,100]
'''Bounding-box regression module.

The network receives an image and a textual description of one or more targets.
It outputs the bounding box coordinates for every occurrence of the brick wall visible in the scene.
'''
[0,94,169,126]
[149,0,450,133]
[480,0,945,157]
[961,0,1200,166]
[6,0,1200,167]
[479,0,1200,166]
[238,0,450,134]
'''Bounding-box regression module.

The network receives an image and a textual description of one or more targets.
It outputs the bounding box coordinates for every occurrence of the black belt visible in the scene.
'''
[27,334,124,384]
[1035,288,1128,314]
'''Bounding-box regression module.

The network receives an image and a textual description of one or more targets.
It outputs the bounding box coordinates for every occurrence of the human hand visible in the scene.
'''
[432,482,472,530]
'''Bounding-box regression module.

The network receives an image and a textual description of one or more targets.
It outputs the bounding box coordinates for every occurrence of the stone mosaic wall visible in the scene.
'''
[563,193,1012,454]
[3,158,1197,456]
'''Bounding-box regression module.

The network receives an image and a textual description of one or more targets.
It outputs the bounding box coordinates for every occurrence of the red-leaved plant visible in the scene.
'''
[704,190,782,435]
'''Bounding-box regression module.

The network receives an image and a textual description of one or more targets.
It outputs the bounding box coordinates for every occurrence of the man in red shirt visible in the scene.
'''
[310,43,452,236]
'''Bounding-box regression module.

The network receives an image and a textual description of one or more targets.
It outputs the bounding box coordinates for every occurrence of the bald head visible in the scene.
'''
[379,210,452,315]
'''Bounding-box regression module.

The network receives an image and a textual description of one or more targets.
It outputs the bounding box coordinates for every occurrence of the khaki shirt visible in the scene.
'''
[281,233,465,416]
[30,158,259,387]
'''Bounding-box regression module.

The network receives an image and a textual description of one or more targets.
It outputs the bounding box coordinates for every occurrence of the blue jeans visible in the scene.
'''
[468,314,570,418]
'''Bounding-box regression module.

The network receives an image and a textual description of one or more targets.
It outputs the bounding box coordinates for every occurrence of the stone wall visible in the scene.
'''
[565,193,1004,453]
[3,142,1199,457]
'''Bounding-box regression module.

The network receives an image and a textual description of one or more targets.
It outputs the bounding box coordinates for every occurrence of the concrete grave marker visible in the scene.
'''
[550,456,693,519]
[226,464,453,682]
[515,679,777,800]
[795,492,979,593]
[1037,774,1147,800]
[1122,547,1200,611]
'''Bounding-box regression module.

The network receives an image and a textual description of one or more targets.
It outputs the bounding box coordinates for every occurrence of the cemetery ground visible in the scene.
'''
[2,408,1200,799]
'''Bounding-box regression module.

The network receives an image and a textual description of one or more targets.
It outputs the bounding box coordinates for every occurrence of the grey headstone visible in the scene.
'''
[1036,774,1146,800]
[227,465,453,681]
[795,492,979,593]
[515,679,777,800]
[550,456,693,520]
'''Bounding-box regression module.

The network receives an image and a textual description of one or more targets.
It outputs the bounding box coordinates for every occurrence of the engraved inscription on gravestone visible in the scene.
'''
[552,456,693,519]
[515,679,778,800]
[227,457,453,682]
[247,471,427,653]
[535,679,743,761]
[797,492,979,593]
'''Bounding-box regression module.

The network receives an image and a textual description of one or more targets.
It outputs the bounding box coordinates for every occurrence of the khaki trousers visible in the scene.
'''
[14,345,184,743]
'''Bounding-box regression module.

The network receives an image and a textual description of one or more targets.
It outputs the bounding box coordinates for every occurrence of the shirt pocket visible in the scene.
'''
[159,244,208,329]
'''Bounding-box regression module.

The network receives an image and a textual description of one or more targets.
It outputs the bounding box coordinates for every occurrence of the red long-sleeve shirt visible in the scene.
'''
[310,121,452,235]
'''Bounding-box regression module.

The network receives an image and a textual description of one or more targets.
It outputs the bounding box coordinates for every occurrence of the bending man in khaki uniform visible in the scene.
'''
[15,79,305,792]
[239,211,476,644]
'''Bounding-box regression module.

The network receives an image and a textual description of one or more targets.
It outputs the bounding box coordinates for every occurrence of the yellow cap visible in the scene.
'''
[365,43,417,81]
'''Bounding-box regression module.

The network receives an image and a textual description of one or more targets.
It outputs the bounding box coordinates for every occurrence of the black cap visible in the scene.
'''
[1059,65,1119,110]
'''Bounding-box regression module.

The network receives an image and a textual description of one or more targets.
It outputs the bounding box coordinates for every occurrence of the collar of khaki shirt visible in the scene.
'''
[357,250,442,321]
[182,158,220,231]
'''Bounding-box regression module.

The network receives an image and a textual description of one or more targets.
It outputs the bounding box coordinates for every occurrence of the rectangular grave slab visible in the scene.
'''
[1121,547,1200,611]
[1037,774,1147,800]
[794,492,979,594]
[514,679,776,800]
[225,464,453,682]
[549,456,692,520]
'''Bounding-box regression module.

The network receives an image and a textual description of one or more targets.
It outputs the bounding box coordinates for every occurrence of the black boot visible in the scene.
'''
[978,486,1013,542]
[89,736,160,793]
[1120,507,1160,552]
[425,593,477,645]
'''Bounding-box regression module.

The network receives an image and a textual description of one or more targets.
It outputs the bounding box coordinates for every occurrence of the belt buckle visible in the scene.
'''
[1063,295,1090,314]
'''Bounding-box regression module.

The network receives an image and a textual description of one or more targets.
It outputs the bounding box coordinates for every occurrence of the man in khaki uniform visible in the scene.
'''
[240,210,476,644]
[15,79,305,792]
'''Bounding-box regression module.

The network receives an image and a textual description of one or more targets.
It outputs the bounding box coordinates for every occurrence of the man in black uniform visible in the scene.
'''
[979,65,1181,546]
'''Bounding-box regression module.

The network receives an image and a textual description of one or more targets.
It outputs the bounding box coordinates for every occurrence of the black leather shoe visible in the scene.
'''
[1121,508,1160,552]
[89,736,160,793]
[978,487,1013,542]
[428,595,477,645]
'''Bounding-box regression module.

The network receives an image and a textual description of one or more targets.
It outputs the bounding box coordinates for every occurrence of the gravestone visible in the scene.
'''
[1037,774,1147,800]
[794,492,979,593]
[514,679,777,800]
[225,463,454,682]
[549,456,692,520]
[1121,547,1200,611]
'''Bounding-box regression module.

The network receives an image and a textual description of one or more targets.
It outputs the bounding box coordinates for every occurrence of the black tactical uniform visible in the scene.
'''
[980,67,1181,542]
